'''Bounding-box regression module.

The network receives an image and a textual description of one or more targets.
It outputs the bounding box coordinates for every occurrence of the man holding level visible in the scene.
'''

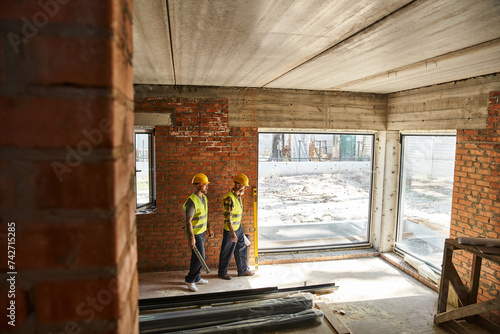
[218,173,255,280]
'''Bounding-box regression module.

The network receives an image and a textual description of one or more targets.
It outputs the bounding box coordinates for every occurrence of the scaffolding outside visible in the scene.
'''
[258,133,374,251]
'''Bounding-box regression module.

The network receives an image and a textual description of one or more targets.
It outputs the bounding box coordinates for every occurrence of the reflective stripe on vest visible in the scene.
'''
[223,191,242,231]
[183,193,208,235]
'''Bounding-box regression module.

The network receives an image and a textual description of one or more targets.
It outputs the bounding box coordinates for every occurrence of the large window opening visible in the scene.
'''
[135,127,155,210]
[258,132,374,252]
[396,134,456,271]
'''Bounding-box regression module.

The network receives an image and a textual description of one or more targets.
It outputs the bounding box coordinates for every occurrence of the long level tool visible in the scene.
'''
[182,226,210,274]
[253,187,259,270]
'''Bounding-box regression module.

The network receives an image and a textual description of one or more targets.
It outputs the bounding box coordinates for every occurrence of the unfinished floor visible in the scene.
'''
[138,257,487,333]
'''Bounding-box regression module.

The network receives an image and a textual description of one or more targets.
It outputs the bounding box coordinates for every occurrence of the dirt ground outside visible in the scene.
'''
[257,169,372,249]
[257,168,452,268]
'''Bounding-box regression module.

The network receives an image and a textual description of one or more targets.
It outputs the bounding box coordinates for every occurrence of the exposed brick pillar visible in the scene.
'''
[135,97,258,272]
[450,91,500,323]
[0,1,137,333]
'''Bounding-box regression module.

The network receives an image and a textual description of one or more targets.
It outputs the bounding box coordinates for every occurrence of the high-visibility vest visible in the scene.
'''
[223,191,242,231]
[183,193,208,235]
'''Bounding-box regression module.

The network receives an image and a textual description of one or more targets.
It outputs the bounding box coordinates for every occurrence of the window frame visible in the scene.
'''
[395,132,456,272]
[257,130,375,253]
[134,126,156,211]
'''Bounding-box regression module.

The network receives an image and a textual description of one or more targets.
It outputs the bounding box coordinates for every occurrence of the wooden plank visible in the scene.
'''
[444,320,472,334]
[315,301,351,334]
[447,261,469,306]
[474,314,500,333]
[468,255,482,305]
[446,238,500,264]
[437,243,454,314]
[434,298,500,324]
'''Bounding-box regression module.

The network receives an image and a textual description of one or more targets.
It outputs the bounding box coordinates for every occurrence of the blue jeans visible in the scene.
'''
[185,231,206,283]
[218,225,249,275]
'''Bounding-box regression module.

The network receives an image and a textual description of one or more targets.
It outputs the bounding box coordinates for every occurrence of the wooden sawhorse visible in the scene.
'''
[434,238,500,333]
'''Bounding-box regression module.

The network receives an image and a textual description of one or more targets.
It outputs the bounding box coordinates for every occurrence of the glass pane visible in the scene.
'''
[136,133,151,208]
[397,135,456,270]
[258,133,373,250]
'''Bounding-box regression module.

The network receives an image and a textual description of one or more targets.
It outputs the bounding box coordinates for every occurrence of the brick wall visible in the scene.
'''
[0,1,137,333]
[136,97,258,272]
[450,91,500,323]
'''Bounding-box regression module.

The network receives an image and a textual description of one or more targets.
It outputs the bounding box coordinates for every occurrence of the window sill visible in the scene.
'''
[136,206,156,215]
[380,252,439,292]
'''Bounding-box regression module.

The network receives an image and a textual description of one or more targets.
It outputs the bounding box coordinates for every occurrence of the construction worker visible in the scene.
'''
[218,173,255,279]
[184,173,214,292]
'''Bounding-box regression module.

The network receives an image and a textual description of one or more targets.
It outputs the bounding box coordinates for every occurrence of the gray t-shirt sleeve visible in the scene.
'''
[185,198,195,219]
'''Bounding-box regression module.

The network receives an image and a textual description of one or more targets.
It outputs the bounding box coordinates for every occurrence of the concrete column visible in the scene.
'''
[372,130,400,252]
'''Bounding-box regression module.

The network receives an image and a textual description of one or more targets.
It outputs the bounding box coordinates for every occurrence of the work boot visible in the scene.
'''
[218,273,232,280]
[238,270,255,277]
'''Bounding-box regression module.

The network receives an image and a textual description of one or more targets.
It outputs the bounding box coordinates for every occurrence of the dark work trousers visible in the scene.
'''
[185,231,206,283]
[218,225,249,276]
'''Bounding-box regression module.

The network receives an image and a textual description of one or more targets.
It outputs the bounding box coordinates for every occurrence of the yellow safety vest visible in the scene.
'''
[183,194,208,235]
[223,191,242,231]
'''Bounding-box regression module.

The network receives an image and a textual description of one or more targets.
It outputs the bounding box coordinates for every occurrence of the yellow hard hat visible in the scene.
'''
[192,173,210,184]
[233,173,249,186]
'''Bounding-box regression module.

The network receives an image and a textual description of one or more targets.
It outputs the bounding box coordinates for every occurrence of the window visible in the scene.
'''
[135,127,155,210]
[396,134,456,270]
[258,132,374,251]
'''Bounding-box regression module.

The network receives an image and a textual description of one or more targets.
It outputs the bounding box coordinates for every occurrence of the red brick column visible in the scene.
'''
[136,97,258,272]
[0,1,137,333]
[450,91,500,323]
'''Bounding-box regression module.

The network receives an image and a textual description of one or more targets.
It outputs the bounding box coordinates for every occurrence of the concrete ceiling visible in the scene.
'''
[133,0,500,94]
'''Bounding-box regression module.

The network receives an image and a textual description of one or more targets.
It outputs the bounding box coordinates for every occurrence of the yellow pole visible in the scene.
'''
[253,187,259,270]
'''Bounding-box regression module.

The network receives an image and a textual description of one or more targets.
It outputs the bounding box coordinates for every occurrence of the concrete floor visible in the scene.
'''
[138,257,485,333]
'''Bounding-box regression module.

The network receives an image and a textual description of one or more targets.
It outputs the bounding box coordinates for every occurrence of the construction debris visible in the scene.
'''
[140,293,318,333]
[139,283,337,311]
[403,254,439,284]
[138,285,339,333]
[315,301,351,334]
[168,309,324,334]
